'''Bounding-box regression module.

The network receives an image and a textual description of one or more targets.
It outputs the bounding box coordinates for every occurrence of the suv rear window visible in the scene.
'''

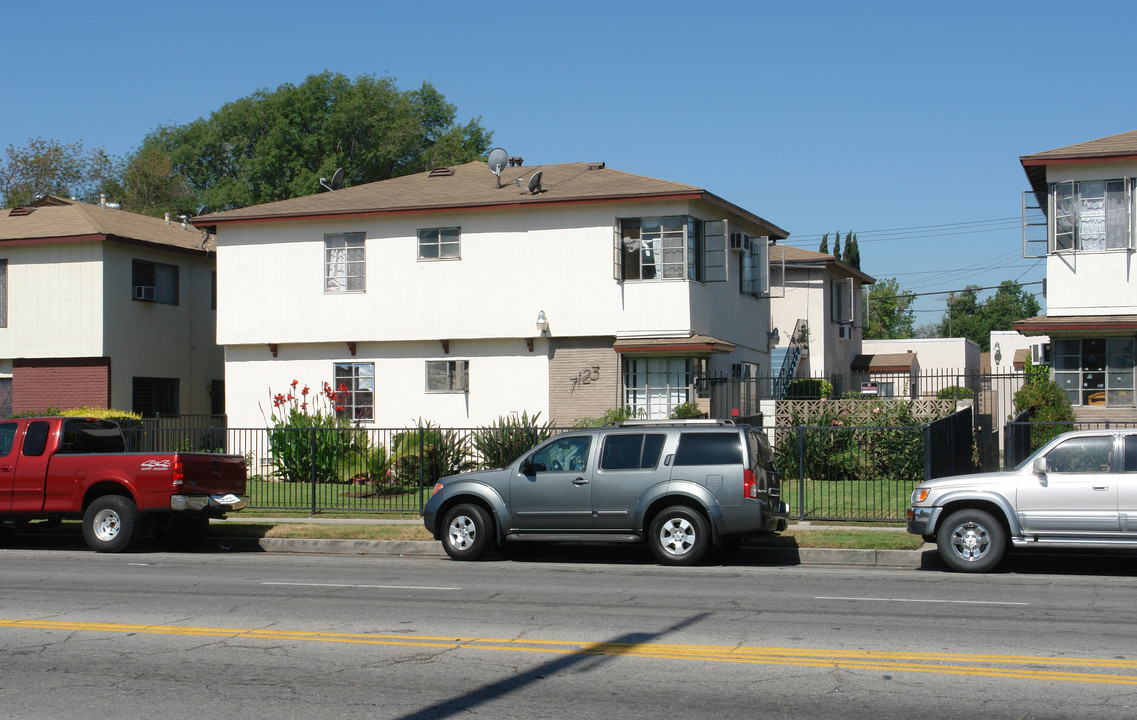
[673,432,742,466]
[600,433,665,470]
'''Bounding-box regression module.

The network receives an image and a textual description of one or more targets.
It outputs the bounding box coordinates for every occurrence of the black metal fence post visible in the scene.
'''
[310,427,317,516]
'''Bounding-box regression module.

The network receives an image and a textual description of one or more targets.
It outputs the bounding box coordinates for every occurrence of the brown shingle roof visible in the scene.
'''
[1020,130,1137,201]
[770,244,875,284]
[0,196,214,253]
[196,161,790,238]
[1014,314,1137,335]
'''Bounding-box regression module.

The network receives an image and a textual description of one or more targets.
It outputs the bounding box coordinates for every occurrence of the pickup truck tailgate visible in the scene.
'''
[178,453,247,495]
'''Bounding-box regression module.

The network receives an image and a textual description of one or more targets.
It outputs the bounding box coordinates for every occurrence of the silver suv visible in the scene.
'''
[422,420,788,565]
[908,428,1137,572]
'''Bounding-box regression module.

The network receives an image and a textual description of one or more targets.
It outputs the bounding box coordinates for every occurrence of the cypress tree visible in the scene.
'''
[832,231,841,258]
[819,232,829,254]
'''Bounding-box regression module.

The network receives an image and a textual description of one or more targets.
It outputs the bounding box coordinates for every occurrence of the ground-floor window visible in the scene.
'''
[132,377,179,417]
[1053,337,1135,406]
[0,377,10,417]
[624,357,693,419]
[334,362,374,421]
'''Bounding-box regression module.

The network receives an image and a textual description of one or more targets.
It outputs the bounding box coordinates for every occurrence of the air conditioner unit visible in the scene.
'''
[837,324,852,340]
[133,285,156,301]
[729,232,752,253]
[1030,342,1050,365]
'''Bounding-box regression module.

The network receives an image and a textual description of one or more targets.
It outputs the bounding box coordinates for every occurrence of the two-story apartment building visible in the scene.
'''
[197,160,789,427]
[0,196,223,416]
[1017,130,1137,416]
[768,245,875,392]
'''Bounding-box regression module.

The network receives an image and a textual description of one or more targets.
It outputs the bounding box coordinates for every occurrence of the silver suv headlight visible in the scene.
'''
[911,487,929,504]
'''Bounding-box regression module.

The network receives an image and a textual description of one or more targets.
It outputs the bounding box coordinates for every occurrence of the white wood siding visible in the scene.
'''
[1,241,104,357]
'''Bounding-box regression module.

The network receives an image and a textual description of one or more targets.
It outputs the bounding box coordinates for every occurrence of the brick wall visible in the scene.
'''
[12,358,111,413]
[548,337,619,426]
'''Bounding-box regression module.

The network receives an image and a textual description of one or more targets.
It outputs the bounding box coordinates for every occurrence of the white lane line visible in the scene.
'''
[816,596,1029,606]
[264,581,460,591]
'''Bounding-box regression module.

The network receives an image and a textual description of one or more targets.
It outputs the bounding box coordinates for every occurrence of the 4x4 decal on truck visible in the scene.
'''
[140,459,172,471]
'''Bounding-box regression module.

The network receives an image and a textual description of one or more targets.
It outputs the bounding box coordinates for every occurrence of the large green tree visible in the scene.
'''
[0,137,118,207]
[137,71,492,212]
[937,281,1041,351]
[863,277,916,339]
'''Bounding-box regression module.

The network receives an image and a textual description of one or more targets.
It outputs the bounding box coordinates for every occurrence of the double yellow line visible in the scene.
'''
[3,618,1135,686]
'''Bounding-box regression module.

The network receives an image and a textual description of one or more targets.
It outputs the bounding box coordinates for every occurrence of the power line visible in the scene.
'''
[869,280,1043,302]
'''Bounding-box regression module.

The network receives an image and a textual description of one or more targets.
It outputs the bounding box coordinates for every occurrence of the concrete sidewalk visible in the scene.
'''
[218,517,938,568]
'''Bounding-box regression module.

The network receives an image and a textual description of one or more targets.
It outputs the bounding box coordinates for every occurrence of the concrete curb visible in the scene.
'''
[256,538,942,568]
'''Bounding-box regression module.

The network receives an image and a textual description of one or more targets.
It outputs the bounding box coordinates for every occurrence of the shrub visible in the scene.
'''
[267,380,361,483]
[473,411,552,469]
[392,419,476,487]
[785,378,834,399]
[670,401,705,419]
[1013,376,1075,449]
[774,400,925,483]
[573,406,646,428]
[936,385,974,400]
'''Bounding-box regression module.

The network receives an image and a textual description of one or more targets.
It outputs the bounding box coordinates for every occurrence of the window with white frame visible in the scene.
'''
[624,357,693,419]
[334,362,374,421]
[831,277,853,324]
[418,227,460,260]
[426,360,468,393]
[1051,179,1135,252]
[324,232,366,293]
[615,216,725,283]
[739,240,768,298]
[132,260,179,305]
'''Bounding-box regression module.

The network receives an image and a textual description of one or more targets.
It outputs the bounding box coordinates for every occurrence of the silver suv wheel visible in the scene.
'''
[648,506,709,566]
[936,508,1006,573]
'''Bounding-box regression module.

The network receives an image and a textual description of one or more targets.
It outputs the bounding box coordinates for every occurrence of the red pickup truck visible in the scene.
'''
[0,416,247,552]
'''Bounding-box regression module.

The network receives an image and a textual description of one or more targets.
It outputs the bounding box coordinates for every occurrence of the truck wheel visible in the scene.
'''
[936,508,1006,573]
[83,496,141,553]
[649,506,709,566]
[442,504,492,561]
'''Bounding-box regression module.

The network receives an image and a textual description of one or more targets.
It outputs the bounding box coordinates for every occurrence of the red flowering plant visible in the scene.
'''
[266,380,363,483]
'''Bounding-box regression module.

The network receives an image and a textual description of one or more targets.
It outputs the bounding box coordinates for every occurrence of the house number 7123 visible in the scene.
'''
[570,366,600,393]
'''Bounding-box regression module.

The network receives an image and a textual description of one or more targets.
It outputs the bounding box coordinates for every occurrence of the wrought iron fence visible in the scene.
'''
[129,412,977,523]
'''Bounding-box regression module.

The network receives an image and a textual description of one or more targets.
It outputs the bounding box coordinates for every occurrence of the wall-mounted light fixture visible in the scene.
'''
[767,327,780,342]
[536,310,549,334]
[993,342,1002,364]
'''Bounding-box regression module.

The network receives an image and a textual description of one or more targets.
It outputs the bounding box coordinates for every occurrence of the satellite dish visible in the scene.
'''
[319,167,345,192]
[487,148,509,176]
[196,205,212,217]
[527,171,543,194]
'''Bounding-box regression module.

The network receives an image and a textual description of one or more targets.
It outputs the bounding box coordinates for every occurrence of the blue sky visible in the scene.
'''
[6,1,1137,323]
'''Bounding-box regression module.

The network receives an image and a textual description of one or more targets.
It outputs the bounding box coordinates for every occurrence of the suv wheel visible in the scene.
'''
[442,504,492,561]
[649,506,709,566]
[936,508,1006,573]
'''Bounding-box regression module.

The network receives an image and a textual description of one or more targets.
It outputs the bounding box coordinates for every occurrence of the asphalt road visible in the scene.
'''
[3,544,1137,719]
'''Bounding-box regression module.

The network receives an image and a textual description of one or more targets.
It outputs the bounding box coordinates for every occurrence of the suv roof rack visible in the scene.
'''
[603,419,738,428]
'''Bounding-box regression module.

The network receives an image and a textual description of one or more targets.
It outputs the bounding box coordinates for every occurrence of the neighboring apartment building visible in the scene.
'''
[197,160,789,427]
[768,245,875,392]
[0,196,223,417]
[1016,130,1137,416]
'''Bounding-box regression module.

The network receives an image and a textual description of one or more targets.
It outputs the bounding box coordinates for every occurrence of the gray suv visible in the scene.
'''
[422,420,789,565]
[909,428,1137,572]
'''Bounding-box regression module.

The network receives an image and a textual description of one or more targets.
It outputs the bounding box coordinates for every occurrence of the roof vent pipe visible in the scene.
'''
[165,213,170,225]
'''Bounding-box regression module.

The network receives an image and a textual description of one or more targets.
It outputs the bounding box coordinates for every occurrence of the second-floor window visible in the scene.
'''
[831,277,854,324]
[325,232,365,293]
[132,260,179,305]
[418,227,460,260]
[1052,179,1135,252]
[739,240,769,298]
[615,216,728,283]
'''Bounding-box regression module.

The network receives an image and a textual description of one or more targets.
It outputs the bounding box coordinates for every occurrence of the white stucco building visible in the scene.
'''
[1017,130,1137,417]
[199,160,789,428]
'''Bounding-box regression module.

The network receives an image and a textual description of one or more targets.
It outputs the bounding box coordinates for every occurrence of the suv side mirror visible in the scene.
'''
[1031,457,1048,475]
[520,458,535,476]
